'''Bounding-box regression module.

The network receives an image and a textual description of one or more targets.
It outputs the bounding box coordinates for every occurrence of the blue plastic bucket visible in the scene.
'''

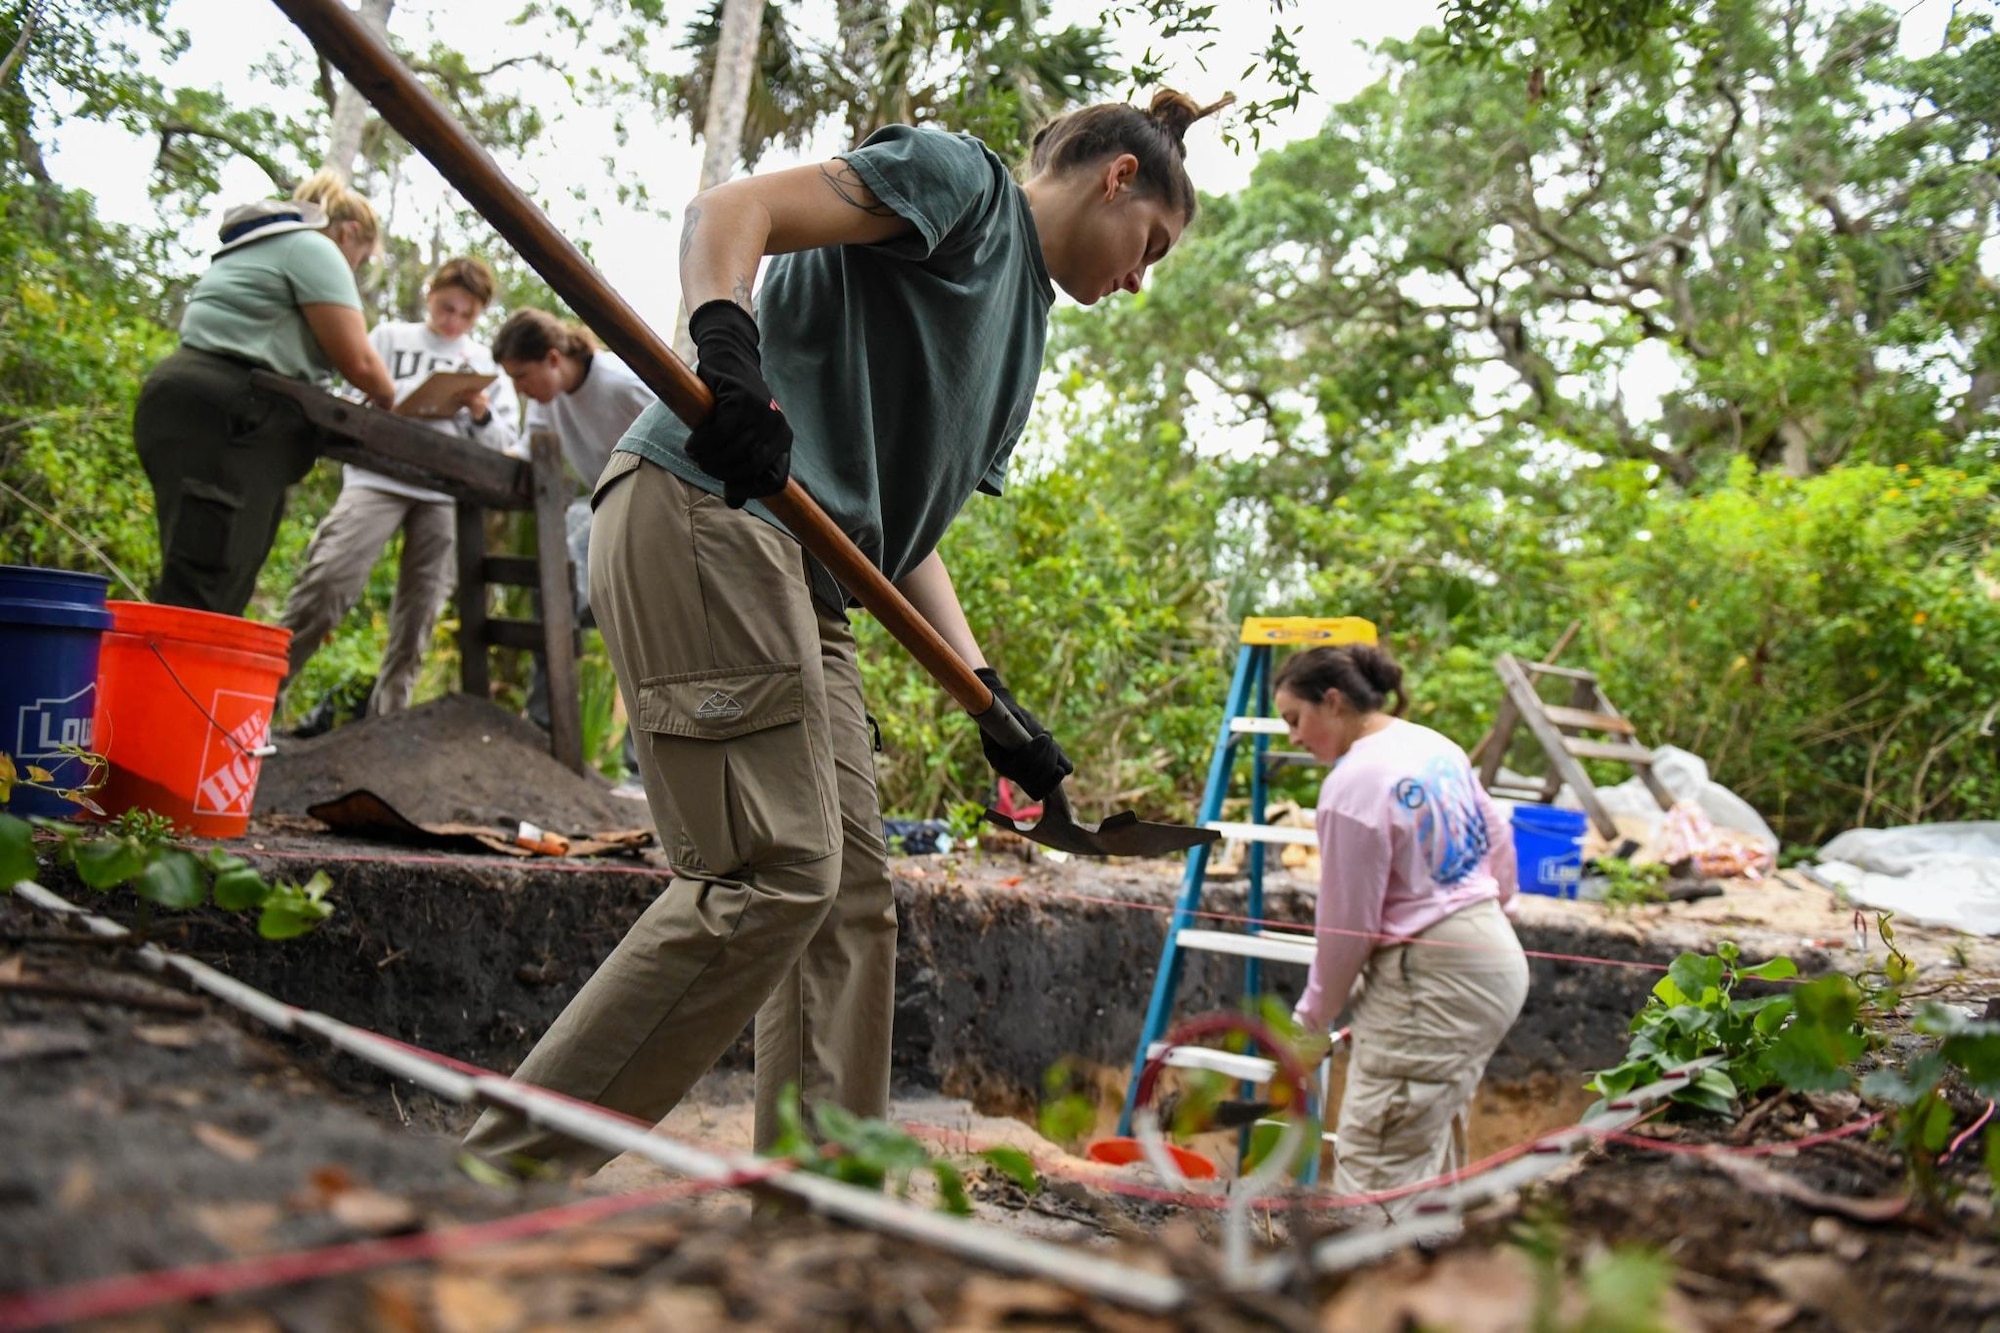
[0,565,114,820]
[1512,804,1588,898]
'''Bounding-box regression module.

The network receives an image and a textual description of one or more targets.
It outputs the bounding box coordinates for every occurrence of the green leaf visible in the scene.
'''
[73,836,147,889]
[1765,975,1863,1091]
[1671,1066,1738,1116]
[454,1150,519,1189]
[1745,995,1795,1036]
[976,1146,1040,1196]
[132,848,204,909]
[1860,1054,1945,1105]
[1588,1059,1654,1098]
[812,1101,864,1148]
[1915,1094,1955,1155]
[1912,1004,2000,1096]
[1737,957,1798,982]
[211,866,269,911]
[932,1160,970,1215]
[257,876,334,939]
[0,813,38,889]
[1668,952,1726,1004]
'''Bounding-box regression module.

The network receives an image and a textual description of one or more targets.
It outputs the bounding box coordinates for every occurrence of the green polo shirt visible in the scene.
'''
[178,230,363,383]
[617,124,1056,608]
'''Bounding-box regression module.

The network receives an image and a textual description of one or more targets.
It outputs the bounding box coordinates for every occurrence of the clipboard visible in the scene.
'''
[393,369,497,419]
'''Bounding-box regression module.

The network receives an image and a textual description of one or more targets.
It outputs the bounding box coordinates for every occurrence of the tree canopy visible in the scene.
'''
[3,0,1995,843]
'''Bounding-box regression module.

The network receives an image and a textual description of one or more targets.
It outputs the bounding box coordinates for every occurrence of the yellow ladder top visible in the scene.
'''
[1239,616,1377,646]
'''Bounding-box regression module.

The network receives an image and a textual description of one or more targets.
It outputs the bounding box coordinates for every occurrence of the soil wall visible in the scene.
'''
[50,841,1681,1114]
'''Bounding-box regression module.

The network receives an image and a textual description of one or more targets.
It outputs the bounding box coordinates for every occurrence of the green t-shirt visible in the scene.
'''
[178,230,363,383]
[618,124,1055,608]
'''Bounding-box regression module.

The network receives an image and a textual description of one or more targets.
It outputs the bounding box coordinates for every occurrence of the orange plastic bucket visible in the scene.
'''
[1085,1137,1218,1180]
[91,601,290,838]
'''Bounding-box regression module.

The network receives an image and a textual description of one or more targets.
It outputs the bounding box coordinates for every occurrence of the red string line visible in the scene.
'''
[1943,1099,1996,1163]
[1598,1111,1888,1159]
[0,1165,786,1333]
[0,1007,1893,1331]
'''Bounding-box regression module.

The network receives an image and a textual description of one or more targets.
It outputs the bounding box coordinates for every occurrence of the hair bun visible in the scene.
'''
[1349,644,1405,699]
[1146,89,1235,147]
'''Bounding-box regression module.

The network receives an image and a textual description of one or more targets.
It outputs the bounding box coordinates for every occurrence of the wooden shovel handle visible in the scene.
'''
[271,0,996,720]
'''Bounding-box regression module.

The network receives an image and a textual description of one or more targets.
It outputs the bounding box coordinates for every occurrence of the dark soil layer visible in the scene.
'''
[1435,1117,2000,1331]
[0,899,1240,1332]
[38,834,1676,1125]
[0,911,570,1299]
[253,695,645,839]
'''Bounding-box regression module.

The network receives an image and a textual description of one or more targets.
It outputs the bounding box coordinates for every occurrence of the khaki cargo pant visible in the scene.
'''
[278,483,456,715]
[464,453,896,1173]
[1333,898,1528,1215]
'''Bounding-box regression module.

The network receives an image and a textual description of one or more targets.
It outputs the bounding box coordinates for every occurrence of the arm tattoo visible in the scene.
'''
[731,275,754,314]
[678,203,702,268]
[818,161,901,218]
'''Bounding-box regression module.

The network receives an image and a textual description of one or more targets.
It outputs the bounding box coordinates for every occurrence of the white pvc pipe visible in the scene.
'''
[11,882,1187,1314]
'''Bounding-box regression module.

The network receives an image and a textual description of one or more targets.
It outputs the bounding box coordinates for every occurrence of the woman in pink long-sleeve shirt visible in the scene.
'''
[1274,643,1529,1208]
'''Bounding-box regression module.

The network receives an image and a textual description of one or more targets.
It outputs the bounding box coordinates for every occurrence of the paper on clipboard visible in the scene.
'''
[394,369,497,419]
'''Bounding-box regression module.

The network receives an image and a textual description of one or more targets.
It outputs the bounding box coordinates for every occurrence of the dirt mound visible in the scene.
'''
[253,694,647,837]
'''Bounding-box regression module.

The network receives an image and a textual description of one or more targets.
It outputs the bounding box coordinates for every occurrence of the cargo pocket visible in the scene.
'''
[166,478,244,574]
[229,391,316,483]
[636,662,837,873]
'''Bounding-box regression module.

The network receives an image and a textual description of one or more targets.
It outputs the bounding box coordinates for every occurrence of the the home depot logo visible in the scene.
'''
[15,684,95,761]
[194,690,271,817]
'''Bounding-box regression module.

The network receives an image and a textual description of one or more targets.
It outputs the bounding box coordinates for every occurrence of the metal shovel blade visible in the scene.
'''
[983,785,1220,858]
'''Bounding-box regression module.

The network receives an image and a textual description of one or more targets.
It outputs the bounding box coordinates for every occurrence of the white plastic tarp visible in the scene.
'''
[1563,745,1781,852]
[1815,822,2000,936]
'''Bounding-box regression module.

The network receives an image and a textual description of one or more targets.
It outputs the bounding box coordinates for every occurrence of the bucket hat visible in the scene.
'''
[214,198,329,257]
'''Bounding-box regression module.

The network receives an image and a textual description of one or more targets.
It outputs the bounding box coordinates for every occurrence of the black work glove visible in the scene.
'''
[685,299,792,508]
[975,666,1074,802]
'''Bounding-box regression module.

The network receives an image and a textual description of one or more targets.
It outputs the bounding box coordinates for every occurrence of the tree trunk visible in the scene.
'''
[322,0,395,179]
[673,0,763,360]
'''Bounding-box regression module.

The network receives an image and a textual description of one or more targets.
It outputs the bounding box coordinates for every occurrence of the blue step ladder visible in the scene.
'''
[1117,616,1378,1153]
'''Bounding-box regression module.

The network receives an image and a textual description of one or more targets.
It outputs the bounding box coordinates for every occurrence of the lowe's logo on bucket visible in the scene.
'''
[16,684,94,760]
[194,690,272,817]
[1536,857,1583,886]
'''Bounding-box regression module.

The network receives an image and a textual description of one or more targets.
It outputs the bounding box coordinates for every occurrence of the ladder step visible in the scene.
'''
[1542,705,1635,735]
[1522,663,1598,681]
[1561,737,1656,764]
[1228,716,1290,736]
[1205,821,1319,847]
[1259,750,1323,769]
[1147,1042,1278,1083]
[1176,927,1317,966]
[1487,785,1548,802]
[1257,1118,1340,1145]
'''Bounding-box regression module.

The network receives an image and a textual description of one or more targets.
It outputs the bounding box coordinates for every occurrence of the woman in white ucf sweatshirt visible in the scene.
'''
[279,257,520,715]
[492,308,658,779]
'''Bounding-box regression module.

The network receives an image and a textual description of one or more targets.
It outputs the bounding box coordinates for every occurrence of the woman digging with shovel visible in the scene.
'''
[467,90,1230,1172]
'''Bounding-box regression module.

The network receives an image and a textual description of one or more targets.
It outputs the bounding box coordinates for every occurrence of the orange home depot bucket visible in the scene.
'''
[91,601,290,838]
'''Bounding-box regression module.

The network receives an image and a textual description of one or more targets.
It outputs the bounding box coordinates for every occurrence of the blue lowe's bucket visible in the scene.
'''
[1513,804,1588,898]
[0,565,113,819]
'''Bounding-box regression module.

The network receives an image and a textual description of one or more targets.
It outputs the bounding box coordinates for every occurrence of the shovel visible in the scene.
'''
[274,0,1218,859]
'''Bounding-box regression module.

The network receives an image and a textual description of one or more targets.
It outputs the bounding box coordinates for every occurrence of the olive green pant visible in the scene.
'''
[464,453,897,1172]
[134,346,320,616]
